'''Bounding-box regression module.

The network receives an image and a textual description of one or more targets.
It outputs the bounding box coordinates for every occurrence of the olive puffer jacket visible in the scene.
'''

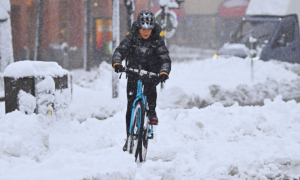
[112,21,171,76]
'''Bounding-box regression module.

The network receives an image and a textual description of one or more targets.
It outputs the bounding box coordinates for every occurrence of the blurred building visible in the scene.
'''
[9,0,249,66]
[182,0,249,49]
[9,0,149,69]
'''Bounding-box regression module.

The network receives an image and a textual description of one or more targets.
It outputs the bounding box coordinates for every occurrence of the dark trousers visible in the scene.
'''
[125,74,159,136]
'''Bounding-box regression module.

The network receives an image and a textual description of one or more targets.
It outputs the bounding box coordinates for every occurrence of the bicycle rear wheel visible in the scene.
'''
[129,101,145,162]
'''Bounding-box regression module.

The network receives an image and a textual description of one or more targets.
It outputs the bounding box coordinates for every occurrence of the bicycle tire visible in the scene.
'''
[129,101,145,162]
[139,112,150,162]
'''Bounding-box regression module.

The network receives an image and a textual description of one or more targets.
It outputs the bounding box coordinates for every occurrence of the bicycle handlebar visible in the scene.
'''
[119,67,158,77]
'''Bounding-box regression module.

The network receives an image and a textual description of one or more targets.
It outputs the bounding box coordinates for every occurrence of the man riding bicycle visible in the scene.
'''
[112,10,171,151]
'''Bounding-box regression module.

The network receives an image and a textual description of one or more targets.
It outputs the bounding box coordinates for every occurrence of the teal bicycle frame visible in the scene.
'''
[119,67,157,162]
[128,80,153,137]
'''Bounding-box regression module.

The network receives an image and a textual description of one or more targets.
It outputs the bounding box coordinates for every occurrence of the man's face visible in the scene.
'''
[139,29,152,39]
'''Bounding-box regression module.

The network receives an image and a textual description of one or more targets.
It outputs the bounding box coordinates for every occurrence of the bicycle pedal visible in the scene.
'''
[148,133,154,139]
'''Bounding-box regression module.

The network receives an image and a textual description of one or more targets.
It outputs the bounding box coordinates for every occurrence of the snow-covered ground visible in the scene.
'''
[169,45,216,61]
[2,55,300,179]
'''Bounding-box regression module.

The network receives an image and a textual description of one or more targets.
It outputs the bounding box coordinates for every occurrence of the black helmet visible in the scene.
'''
[137,10,155,30]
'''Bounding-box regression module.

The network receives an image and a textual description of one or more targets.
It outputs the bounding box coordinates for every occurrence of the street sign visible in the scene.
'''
[155,9,178,39]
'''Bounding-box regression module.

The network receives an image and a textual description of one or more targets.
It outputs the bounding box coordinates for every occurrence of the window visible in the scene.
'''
[233,21,278,44]
[273,20,295,48]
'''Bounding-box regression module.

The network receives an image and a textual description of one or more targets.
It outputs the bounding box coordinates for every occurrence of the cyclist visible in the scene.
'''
[112,10,171,151]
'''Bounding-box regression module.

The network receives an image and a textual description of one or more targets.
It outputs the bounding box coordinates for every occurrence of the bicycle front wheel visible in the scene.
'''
[140,115,150,162]
[130,101,145,162]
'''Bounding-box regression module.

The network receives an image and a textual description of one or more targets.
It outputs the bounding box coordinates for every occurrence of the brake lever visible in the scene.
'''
[119,67,127,79]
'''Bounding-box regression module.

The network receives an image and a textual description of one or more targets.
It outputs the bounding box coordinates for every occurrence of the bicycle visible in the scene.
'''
[119,67,158,162]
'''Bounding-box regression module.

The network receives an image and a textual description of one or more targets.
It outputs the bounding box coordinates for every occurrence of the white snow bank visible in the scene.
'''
[0,109,136,180]
[18,90,36,114]
[4,61,69,78]
[246,0,300,17]
[1,96,300,179]
[68,57,300,121]
[0,111,50,161]
[34,75,70,121]
[144,96,300,179]
[0,0,10,13]
[0,7,9,20]
[35,76,56,118]
[158,56,300,109]
[167,56,299,95]
[0,0,13,74]
[2,47,300,179]
[69,62,126,122]
[169,45,216,61]
[0,0,10,20]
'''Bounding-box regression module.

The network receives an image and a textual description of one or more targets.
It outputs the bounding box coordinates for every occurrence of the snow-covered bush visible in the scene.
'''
[18,90,36,114]
[54,88,71,121]
[35,76,56,119]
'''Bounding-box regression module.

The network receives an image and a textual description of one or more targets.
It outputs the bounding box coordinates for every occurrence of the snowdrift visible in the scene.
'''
[1,54,300,179]
[1,96,300,179]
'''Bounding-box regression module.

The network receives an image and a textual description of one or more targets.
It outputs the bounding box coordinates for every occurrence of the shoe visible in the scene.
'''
[148,110,158,125]
[123,137,128,152]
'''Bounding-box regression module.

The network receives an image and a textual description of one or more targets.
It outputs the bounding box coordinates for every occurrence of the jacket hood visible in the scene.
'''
[130,21,162,41]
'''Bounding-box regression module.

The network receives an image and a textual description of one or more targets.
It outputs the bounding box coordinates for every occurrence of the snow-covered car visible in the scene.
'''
[217,0,300,64]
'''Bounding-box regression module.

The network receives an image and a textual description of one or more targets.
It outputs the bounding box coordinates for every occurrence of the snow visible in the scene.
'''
[4,61,69,78]
[218,43,248,59]
[159,56,300,109]
[18,90,36,115]
[1,47,300,179]
[159,0,179,9]
[0,0,13,74]
[0,7,9,20]
[246,0,300,21]
[4,61,70,121]
[35,76,56,118]
[0,0,10,20]
[169,45,216,61]
[0,0,10,13]
[0,111,50,160]
[223,0,249,8]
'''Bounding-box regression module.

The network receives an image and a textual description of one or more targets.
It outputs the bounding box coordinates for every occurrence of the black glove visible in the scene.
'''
[114,65,123,73]
[159,74,168,83]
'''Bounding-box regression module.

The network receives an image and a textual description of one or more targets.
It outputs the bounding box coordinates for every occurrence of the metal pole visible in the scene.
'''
[250,42,254,82]
[160,5,167,89]
[84,0,91,71]
[112,0,120,98]
[161,5,167,45]
[251,58,254,82]
[34,0,44,61]
[124,0,135,34]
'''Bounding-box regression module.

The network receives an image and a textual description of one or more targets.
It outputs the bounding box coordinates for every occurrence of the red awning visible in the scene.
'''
[219,0,249,18]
